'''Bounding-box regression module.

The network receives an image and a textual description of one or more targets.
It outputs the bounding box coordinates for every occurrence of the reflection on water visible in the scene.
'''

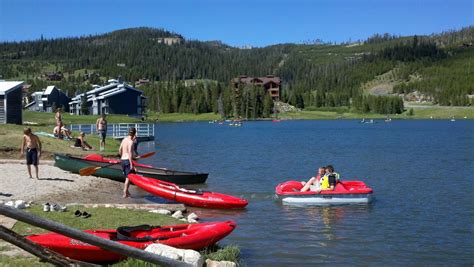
[135,120,473,266]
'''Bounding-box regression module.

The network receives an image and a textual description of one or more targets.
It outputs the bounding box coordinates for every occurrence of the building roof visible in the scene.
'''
[69,83,143,105]
[0,81,25,95]
[232,76,281,85]
[43,85,56,95]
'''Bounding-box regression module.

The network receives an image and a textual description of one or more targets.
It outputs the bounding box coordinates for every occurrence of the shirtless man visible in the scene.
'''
[20,128,42,179]
[55,108,63,129]
[96,114,107,151]
[119,127,137,198]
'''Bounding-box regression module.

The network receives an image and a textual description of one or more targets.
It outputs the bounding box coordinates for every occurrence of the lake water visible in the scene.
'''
[138,120,473,266]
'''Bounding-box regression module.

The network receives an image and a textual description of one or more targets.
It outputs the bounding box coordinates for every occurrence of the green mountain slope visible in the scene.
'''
[0,26,473,116]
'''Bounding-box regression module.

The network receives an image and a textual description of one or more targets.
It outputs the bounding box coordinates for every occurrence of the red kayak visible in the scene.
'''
[128,174,248,209]
[83,154,153,168]
[27,220,236,263]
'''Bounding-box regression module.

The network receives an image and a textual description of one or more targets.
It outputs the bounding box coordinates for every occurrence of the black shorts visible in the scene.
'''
[26,148,38,166]
[121,160,134,177]
[98,130,106,142]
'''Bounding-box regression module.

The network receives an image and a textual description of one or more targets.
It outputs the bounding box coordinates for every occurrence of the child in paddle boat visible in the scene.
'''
[119,127,137,198]
[300,167,326,192]
[20,127,42,179]
[317,165,339,192]
[73,132,93,150]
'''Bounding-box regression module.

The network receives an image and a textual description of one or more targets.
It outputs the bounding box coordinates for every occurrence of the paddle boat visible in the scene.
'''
[27,220,236,263]
[128,174,248,209]
[275,180,373,205]
[54,153,208,184]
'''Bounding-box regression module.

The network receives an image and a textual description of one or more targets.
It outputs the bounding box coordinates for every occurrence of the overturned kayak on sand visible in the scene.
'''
[275,180,373,205]
[27,220,236,263]
[128,174,248,209]
[54,153,208,184]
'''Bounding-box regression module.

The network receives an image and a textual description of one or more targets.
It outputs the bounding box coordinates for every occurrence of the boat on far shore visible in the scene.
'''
[54,153,208,184]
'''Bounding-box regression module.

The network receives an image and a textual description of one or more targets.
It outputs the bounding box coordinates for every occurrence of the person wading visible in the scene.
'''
[119,127,137,198]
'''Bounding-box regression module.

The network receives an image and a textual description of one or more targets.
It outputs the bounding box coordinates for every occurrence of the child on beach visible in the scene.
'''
[73,132,93,150]
[20,127,42,179]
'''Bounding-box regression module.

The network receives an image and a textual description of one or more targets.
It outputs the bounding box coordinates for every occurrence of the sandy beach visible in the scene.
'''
[0,160,151,204]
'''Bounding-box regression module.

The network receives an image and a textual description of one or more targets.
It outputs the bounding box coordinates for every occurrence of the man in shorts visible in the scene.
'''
[96,114,107,151]
[20,128,42,179]
[119,127,137,198]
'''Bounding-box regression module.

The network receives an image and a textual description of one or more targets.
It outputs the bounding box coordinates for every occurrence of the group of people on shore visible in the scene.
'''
[52,109,108,151]
[300,165,340,192]
[20,110,110,179]
[20,121,139,199]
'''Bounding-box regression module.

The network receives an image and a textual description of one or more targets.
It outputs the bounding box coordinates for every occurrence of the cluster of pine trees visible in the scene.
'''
[141,81,274,119]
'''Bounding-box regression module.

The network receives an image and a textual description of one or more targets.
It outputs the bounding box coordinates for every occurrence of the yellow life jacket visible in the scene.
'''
[320,173,340,189]
[320,175,330,189]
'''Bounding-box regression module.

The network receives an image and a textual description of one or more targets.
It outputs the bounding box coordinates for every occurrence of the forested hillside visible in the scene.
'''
[0,26,473,118]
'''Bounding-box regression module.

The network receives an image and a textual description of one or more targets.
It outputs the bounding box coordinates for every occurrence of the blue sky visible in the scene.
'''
[0,0,472,46]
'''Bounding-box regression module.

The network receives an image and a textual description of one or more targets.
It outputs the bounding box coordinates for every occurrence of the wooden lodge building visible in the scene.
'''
[231,75,281,101]
[25,85,71,112]
[0,81,24,124]
[69,79,146,116]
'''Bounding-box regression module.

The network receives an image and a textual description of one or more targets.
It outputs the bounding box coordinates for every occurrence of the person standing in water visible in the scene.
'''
[119,127,137,198]
[96,114,107,151]
[20,128,42,179]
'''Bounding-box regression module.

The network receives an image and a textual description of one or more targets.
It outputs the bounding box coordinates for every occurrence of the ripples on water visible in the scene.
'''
[137,120,473,266]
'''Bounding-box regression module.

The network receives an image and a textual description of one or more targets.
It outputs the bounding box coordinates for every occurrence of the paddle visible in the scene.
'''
[79,151,156,176]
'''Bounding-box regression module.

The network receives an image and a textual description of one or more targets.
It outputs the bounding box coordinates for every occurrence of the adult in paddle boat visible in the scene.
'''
[300,167,326,192]
[20,127,42,179]
[96,114,107,151]
[73,132,93,150]
[120,127,137,198]
[317,165,339,192]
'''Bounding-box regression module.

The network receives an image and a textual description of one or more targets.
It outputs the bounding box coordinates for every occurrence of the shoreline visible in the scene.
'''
[0,162,151,204]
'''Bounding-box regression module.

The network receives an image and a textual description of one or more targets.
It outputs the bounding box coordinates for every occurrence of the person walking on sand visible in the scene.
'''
[20,128,42,179]
[119,127,137,198]
[96,114,107,151]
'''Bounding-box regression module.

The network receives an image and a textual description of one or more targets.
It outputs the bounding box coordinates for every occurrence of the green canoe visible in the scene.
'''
[53,153,208,184]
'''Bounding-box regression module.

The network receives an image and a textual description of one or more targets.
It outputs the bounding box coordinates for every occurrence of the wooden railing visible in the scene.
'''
[69,123,155,140]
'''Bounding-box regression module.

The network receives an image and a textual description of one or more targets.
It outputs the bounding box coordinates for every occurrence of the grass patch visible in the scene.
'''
[281,110,385,120]
[148,112,222,122]
[0,245,12,252]
[0,123,121,159]
[204,245,241,262]
[5,205,240,266]
[24,111,141,125]
[0,256,53,267]
[304,106,351,113]
[402,107,474,119]
[13,205,182,235]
